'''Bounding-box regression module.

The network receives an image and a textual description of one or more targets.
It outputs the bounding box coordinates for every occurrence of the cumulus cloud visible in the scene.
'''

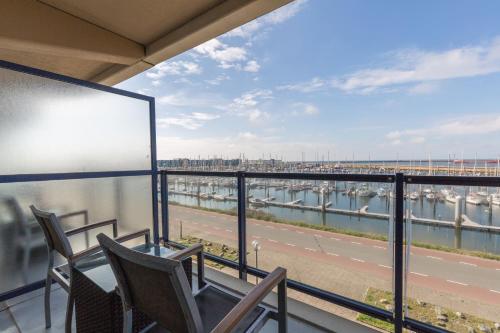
[292,103,319,116]
[146,60,202,81]
[193,38,247,69]
[228,89,273,123]
[385,114,500,145]
[243,60,261,72]
[332,37,500,94]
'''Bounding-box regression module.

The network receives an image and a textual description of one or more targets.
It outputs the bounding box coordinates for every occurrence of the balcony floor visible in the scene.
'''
[0,267,379,333]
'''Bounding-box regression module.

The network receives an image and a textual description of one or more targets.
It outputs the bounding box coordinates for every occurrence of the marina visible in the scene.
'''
[165,175,500,255]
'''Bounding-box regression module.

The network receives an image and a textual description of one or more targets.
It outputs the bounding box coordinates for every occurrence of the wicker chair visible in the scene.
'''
[97,233,288,333]
[30,205,151,333]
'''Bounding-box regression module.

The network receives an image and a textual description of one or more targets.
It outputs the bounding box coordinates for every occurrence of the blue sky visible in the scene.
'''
[117,0,500,161]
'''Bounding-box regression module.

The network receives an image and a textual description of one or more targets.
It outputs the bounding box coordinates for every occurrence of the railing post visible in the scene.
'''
[237,171,248,281]
[394,173,404,333]
[160,172,169,243]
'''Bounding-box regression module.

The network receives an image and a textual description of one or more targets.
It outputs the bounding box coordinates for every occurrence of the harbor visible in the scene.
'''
[165,175,500,255]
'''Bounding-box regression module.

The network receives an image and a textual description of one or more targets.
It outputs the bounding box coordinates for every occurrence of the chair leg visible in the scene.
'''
[65,291,74,333]
[44,274,52,328]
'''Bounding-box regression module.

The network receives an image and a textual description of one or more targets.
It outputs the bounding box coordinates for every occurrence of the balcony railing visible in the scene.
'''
[160,170,500,333]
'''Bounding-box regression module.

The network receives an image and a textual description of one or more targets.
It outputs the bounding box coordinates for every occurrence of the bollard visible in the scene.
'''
[320,188,326,212]
[454,196,463,249]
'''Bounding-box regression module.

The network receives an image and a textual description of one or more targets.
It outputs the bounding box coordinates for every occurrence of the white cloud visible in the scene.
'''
[224,0,308,39]
[277,77,326,93]
[157,92,226,109]
[385,114,500,145]
[193,38,247,69]
[152,80,161,87]
[146,60,202,80]
[157,112,220,130]
[243,60,261,72]
[407,82,440,95]
[333,37,500,94]
[205,74,230,85]
[228,89,273,123]
[292,103,319,116]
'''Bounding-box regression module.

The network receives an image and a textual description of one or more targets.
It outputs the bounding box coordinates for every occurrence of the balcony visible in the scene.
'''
[1,28,500,333]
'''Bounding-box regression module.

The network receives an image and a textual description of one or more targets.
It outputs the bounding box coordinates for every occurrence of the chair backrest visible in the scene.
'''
[96,233,204,333]
[30,205,73,258]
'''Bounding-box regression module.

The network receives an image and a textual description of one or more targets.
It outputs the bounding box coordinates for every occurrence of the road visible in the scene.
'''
[169,205,500,310]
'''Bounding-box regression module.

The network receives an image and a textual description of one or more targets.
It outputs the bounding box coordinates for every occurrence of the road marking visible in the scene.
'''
[373,245,386,250]
[254,223,261,226]
[193,222,198,225]
[286,243,296,247]
[327,252,339,256]
[490,289,500,294]
[496,268,500,271]
[252,235,262,239]
[266,226,275,229]
[330,237,340,241]
[410,272,428,277]
[351,241,362,245]
[426,256,442,260]
[378,264,392,269]
[305,247,317,252]
[459,261,477,267]
[268,239,278,243]
[225,229,232,232]
[446,280,468,286]
[314,234,323,238]
[281,228,288,231]
[351,258,365,263]
[296,231,304,234]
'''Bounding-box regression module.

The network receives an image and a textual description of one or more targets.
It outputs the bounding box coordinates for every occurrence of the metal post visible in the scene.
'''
[160,173,169,242]
[394,173,404,333]
[237,171,248,280]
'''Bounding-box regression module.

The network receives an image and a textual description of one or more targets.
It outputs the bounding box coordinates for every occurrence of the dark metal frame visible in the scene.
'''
[0,60,158,301]
[161,169,500,333]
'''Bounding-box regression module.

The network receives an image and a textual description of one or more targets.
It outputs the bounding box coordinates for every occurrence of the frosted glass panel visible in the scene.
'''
[0,68,151,174]
[0,176,152,294]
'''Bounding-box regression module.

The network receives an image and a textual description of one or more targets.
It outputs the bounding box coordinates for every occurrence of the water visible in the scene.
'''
[167,178,500,254]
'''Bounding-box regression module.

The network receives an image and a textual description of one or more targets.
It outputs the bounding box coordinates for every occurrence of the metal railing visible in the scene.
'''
[160,169,500,333]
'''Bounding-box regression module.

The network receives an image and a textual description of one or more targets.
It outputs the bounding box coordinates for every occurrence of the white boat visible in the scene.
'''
[213,194,226,201]
[250,198,266,207]
[409,192,419,200]
[445,193,459,204]
[492,193,500,206]
[377,188,387,197]
[425,193,436,201]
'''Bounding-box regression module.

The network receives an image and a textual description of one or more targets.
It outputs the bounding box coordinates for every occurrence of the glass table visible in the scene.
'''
[70,243,192,333]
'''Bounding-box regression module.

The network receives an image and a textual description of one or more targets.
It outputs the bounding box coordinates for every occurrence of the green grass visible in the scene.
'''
[168,201,500,261]
[358,288,498,333]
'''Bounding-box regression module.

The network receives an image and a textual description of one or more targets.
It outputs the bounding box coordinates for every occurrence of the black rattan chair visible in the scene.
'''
[97,233,288,333]
[30,205,150,333]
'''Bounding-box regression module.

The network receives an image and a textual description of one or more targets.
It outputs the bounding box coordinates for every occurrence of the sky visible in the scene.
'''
[117,0,500,161]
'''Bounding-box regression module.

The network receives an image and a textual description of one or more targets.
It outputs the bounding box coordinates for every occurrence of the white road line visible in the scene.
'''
[351,258,365,263]
[426,255,443,260]
[296,231,304,234]
[305,247,317,252]
[330,237,340,241]
[266,226,275,229]
[314,234,323,238]
[489,289,500,294]
[446,280,468,286]
[252,236,262,239]
[496,268,500,271]
[459,261,477,267]
[373,245,386,250]
[225,229,232,232]
[410,272,428,277]
[193,222,198,225]
[254,223,261,226]
[268,239,278,243]
[378,264,392,269]
[286,243,296,247]
[327,252,339,256]
[351,241,362,245]
[281,228,288,231]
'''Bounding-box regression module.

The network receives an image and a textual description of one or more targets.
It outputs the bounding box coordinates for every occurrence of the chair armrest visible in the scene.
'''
[211,267,287,333]
[166,243,205,289]
[70,228,150,262]
[65,219,118,237]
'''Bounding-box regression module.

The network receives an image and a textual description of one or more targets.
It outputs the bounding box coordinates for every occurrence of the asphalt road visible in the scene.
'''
[169,205,500,305]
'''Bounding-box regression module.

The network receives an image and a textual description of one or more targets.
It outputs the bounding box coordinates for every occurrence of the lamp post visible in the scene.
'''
[251,240,261,284]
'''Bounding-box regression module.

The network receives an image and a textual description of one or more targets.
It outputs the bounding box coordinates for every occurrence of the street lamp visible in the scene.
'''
[251,240,261,284]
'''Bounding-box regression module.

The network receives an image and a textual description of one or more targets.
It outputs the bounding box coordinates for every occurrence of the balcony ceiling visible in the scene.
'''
[0,0,292,85]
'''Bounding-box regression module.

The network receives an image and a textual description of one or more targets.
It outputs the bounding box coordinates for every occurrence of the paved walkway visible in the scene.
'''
[169,205,500,321]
